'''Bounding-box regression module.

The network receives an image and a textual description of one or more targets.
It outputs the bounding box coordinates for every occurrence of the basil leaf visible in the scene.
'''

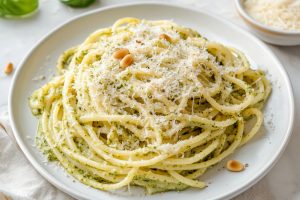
[60,0,95,8]
[0,0,38,18]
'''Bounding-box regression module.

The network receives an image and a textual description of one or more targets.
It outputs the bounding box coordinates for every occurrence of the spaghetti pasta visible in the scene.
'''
[29,18,271,194]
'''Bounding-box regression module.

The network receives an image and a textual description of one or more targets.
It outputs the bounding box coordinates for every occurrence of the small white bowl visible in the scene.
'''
[235,0,300,46]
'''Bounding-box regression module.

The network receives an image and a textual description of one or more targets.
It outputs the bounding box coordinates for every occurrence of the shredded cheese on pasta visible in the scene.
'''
[29,18,271,194]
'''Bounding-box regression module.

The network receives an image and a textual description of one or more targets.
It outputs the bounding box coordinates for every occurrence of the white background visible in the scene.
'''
[0,0,300,199]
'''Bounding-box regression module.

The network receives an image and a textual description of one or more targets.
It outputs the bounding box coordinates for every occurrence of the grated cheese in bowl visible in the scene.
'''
[243,0,300,31]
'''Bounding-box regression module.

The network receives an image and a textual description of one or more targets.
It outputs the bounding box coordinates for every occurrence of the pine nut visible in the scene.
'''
[226,160,245,172]
[113,48,130,59]
[120,54,133,69]
[4,62,13,75]
[159,34,172,42]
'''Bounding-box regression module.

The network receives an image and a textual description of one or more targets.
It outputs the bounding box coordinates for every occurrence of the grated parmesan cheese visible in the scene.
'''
[244,0,300,31]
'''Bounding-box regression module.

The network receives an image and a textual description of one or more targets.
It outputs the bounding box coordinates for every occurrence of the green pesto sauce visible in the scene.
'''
[35,120,57,161]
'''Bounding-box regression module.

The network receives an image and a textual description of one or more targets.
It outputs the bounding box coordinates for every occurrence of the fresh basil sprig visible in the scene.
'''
[0,0,38,18]
[60,0,95,8]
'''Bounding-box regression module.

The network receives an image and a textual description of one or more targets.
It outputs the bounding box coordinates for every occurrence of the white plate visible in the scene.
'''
[8,3,294,200]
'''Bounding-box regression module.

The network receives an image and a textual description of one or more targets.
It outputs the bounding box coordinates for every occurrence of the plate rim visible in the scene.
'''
[8,2,295,200]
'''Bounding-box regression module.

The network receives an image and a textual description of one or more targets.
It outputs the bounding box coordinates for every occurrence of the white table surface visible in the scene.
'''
[1,0,300,199]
